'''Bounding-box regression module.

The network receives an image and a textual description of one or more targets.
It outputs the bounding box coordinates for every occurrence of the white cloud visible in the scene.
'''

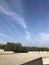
[0,2,31,42]
[0,6,30,38]
[25,31,32,41]
[33,33,49,47]
[39,33,49,41]
[12,15,27,29]
[0,6,15,15]
[0,6,27,29]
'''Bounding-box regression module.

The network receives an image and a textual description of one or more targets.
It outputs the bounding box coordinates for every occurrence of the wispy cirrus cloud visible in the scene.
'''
[0,0,32,43]
[0,6,27,29]
[0,35,15,43]
[0,4,32,42]
[0,6,14,15]
[0,32,15,41]
[0,33,9,38]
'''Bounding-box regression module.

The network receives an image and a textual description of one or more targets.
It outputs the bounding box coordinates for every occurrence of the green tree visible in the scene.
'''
[0,44,2,49]
[4,42,16,51]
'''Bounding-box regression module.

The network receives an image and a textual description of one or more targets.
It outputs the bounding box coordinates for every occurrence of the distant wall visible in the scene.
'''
[28,51,49,53]
[21,57,43,65]
[0,49,13,54]
[0,49,4,52]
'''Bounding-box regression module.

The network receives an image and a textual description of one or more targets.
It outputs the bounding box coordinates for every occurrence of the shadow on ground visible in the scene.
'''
[21,57,43,65]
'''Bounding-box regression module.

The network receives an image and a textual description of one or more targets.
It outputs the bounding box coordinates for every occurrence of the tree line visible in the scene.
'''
[0,42,49,53]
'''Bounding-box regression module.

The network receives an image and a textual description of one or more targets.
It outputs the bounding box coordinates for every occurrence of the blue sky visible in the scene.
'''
[0,0,49,47]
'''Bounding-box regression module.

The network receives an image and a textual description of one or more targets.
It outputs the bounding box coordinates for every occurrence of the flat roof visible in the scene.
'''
[0,53,49,65]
